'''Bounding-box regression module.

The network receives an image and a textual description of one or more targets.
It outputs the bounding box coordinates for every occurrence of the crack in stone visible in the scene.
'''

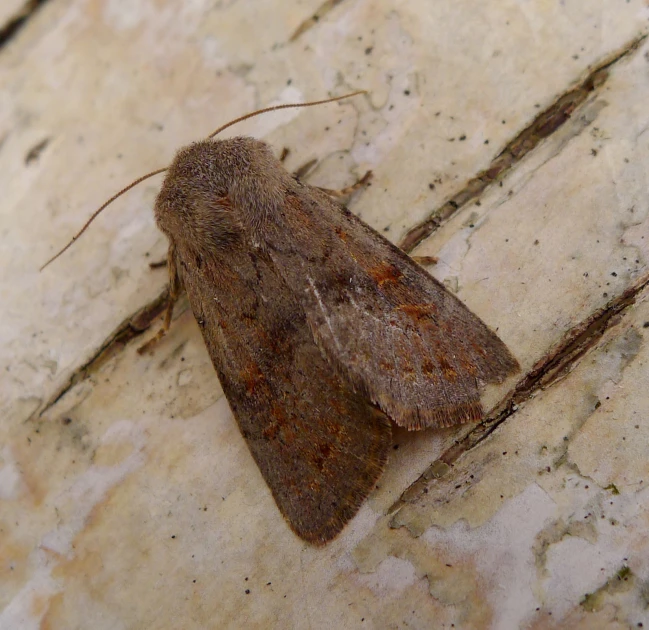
[289,0,347,42]
[388,272,649,515]
[398,32,649,254]
[24,136,50,165]
[0,0,50,48]
[27,288,172,423]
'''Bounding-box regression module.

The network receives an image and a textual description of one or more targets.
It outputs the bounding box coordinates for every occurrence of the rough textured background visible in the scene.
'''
[1,1,649,628]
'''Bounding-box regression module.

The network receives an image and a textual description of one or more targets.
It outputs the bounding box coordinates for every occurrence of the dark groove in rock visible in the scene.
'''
[398,33,648,253]
[0,0,49,48]
[29,289,170,421]
[289,0,346,41]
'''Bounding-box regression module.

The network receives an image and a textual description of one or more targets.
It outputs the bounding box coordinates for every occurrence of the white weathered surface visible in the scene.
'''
[1,1,649,628]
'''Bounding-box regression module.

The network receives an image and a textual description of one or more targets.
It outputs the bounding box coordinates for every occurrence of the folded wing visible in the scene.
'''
[179,241,392,544]
[266,185,519,430]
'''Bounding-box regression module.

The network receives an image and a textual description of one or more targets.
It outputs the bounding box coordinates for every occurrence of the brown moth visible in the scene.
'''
[44,93,519,545]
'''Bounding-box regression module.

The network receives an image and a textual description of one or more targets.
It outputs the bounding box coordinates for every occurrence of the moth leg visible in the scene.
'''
[293,158,318,180]
[148,258,167,269]
[280,149,320,180]
[317,170,373,199]
[138,245,181,354]
[411,255,438,266]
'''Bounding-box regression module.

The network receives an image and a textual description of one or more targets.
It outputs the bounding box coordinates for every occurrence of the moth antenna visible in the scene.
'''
[42,90,366,270]
[40,167,167,270]
[207,90,366,139]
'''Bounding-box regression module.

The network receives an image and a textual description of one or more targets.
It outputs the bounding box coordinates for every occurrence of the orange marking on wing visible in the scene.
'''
[265,402,297,444]
[437,354,458,382]
[307,479,322,492]
[461,357,479,376]
[397,304,438,321]
[327,421,348,442]
[421,360,435,376]
[328,398,347,416]
[369,262,403,286]
[402,363,417,381]
[240,363,265,396]
[310,442,338,476]
[318,442,332,458]
[262,422,280,441]
[421,359,441,384]
[470,342,488,357]
[262,403,287,440]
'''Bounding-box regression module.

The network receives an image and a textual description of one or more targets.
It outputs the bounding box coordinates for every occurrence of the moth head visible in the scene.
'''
[155,137,291,254]
[154,140,243,255]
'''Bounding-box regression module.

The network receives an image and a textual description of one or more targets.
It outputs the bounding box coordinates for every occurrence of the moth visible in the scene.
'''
[44,93,519,544]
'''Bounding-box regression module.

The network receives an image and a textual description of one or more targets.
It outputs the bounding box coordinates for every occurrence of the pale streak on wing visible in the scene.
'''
[307,275,342,352]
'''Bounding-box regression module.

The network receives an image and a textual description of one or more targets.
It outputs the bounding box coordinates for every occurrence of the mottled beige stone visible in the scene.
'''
[2,0,649,628]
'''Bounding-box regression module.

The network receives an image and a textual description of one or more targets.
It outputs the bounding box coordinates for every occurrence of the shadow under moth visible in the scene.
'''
[44,92,519,545]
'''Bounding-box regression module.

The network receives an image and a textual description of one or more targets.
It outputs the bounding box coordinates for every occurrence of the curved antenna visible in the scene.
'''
[41,90,366,270]
[207,90,366,138]
[40,168,166,270]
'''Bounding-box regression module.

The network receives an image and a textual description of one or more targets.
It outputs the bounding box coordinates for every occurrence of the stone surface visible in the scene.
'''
[0,1,31,30]
[1,1,649,628]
